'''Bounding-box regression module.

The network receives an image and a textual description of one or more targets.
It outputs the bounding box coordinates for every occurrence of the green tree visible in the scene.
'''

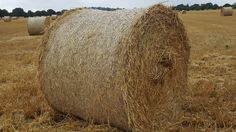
[0,9,9,17]
[27,10,34,17]
[223,3,232,7]
[175,2,221,11]
[41,10,49,16]
[190,4,201,10]
[34,11,41,16]
[175,4,189,11]
[200,3,214,10]
[0,9,2,17]
[47,9,56,15]
[12,8,25,16]
[233,3,236,9]
[212,4,219,9]
[205,3,214,10]
[34,10,49,16]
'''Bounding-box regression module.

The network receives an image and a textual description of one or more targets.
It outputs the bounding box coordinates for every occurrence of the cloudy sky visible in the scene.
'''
[0,0,235,11]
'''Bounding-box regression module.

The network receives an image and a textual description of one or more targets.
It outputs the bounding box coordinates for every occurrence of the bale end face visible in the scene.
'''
[119,4,189,130]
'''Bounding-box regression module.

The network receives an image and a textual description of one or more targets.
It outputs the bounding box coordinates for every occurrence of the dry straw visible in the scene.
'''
[27,16,50,35]
[51,15,58,20]
[39,4,190,131]
[221,7,233,16]
[180,10,187,14]
[3,16,11,22]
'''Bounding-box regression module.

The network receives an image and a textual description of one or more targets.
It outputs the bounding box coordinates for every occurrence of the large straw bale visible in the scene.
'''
[39,5,190,131]
[221,7,233,16]
[3,16,11,22]
[27,16,50,35]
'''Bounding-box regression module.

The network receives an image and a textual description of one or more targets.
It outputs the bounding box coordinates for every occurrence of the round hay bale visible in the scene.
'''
[221,7,233,16]
[27,16,50,35]
[11,17,19,20]
[39,4,189,131]
[3,16,11,22]
[51,15,58,20]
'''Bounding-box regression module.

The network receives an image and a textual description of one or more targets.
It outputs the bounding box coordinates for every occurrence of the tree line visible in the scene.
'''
[0,7,123,17]
[174,3,236,11]
[0,8,65,17]
[88,7,123,11]
[1,3,236,17]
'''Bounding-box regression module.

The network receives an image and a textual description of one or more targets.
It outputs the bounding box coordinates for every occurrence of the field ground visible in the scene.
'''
[0,10,235,131]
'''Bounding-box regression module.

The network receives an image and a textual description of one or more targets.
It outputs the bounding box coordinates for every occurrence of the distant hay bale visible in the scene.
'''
[3,16,11,22]
[27,16,50,35]
[19,17,25,19]
[39,5,189,131]
[51,15,58,20]
[180,10,187,14]
[221,7,233,16]
[11,17,19,20]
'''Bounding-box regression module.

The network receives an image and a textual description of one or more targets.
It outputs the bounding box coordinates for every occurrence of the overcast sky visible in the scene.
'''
[0,0,235,11]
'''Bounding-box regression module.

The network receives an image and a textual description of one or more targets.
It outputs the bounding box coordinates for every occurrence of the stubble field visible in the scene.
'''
[0,10,235,131]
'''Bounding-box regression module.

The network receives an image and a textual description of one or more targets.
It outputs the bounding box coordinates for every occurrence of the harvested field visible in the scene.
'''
[0,9,236,131]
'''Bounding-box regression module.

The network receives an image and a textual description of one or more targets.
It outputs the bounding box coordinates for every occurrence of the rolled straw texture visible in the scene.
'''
[39,5,190,131]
